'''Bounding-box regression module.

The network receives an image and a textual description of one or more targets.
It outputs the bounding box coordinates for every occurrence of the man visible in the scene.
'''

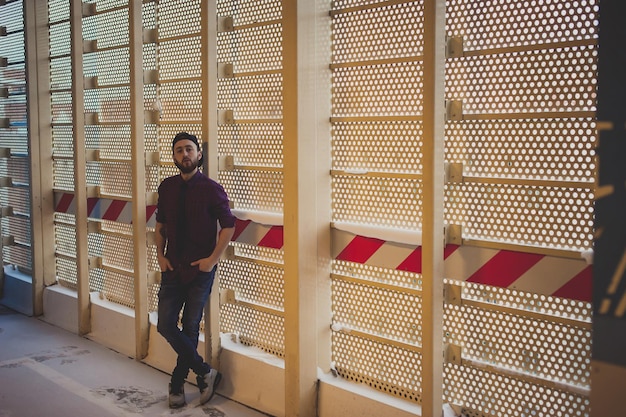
[155,132,236,408]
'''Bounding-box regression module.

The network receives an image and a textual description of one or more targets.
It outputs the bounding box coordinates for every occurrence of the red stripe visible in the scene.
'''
[467,250,544,288]
[231,218,251,241]
[55,193,74,213]
[396,244,461,273]
[336,235,385,264]
[552,265,593,302]
[257,226,283,249]
[146,205,157,220]
[397,247,422,273]
[102,200,127,221]
[87,197,99,216]
[444,244,460,259]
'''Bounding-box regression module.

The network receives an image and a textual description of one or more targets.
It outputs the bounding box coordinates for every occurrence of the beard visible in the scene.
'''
[175,158,199,174]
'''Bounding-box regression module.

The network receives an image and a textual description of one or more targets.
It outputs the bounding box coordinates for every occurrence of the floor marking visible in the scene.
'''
[19,358,136,417]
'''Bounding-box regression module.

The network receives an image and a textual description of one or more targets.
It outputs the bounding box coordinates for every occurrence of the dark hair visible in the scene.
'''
[172,132,203,167]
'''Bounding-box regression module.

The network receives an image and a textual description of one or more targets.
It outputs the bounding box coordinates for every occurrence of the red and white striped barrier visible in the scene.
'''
[54,192,158,226]
[331,228,592,303]
[54,192,591,302]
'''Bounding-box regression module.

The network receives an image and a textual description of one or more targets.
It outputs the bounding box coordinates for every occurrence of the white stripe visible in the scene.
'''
[333,221,422,246]
[509,256,588,296]
[367,241,416,270]
[116,201,133,223]
[236,222,272,246]
[443,245,499,281]
[331,228,357,259]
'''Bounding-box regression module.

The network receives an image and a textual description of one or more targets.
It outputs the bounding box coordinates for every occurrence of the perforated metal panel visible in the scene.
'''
[446,183,594,250]
[48,0,149,305]
[332,330,422,402]
[332,175,422,228]
[332,122,424,173]
[218,124,283,167]
[330,1,597,416]
[0,0,31,272]
[216,0,286,356]
[445,119,596,181]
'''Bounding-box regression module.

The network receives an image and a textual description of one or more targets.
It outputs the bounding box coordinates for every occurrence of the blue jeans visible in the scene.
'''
[157,268,215,385]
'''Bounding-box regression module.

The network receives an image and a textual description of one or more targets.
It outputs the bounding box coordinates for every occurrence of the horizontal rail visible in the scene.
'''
[331,326,422,353]
[331,169,421,180]
[460,356,590,397]
[331,272,421,296]
[330,115,423,123]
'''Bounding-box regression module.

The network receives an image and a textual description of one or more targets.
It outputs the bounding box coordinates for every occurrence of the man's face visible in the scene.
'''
[173,139,201,174]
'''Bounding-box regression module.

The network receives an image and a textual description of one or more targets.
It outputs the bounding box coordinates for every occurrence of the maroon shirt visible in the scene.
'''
[156,171,235,267]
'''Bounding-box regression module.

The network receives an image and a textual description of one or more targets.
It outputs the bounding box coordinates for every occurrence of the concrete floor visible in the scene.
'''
[0,304,271,417]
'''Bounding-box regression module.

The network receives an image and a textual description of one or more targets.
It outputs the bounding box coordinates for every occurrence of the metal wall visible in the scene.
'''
[2,0,604,416]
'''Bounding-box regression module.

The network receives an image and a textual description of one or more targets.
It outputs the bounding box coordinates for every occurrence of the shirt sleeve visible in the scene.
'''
[211,181,236,229]
[155,181,167,224]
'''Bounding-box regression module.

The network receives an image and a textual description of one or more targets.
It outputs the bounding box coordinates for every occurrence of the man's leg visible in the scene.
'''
[156,273,188,407]
[179,269,215,376]
[180,269,222,404]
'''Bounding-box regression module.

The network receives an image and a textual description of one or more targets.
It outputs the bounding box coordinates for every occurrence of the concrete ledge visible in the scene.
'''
[0,266,33,316]
[318,372,421,417]
[87,293,136,358]
[218,334,285,417]
[42,284,79,333]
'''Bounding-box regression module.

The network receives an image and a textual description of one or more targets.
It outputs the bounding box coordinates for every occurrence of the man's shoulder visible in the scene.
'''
[192,172,222,187]
[159,174,179,185]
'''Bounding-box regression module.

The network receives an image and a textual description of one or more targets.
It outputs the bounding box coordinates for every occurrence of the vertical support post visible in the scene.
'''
[201,0,221,368]
[129,0,149,360]
[69,0,91,335]
[283,1,319,416]
[24,0,55,315]
[421,0,446,415]
[313,1,333,375]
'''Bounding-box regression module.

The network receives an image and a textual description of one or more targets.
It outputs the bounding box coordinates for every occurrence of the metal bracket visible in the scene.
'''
[82,39,97,53]
[83,76,98,89]
[142,28,158,44]
[144,151,160,166]
[218,16,234,32]
[444,343,462,365]
[220,288,236,305]
[147,270,161,285]
[84,112,99,125]
[218,63,234,78]
[144,109,160,124]
[218,109,234,125]
[445,224,463,245]
[446,100,463,121]
[444,281,463,306]
[82,2,96,17]
[88,256,102,270]
[445,162,464,184]
[143,69,159,85]
[218,155,235,171]
[146,192,158,206]
[446,36,464,58]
